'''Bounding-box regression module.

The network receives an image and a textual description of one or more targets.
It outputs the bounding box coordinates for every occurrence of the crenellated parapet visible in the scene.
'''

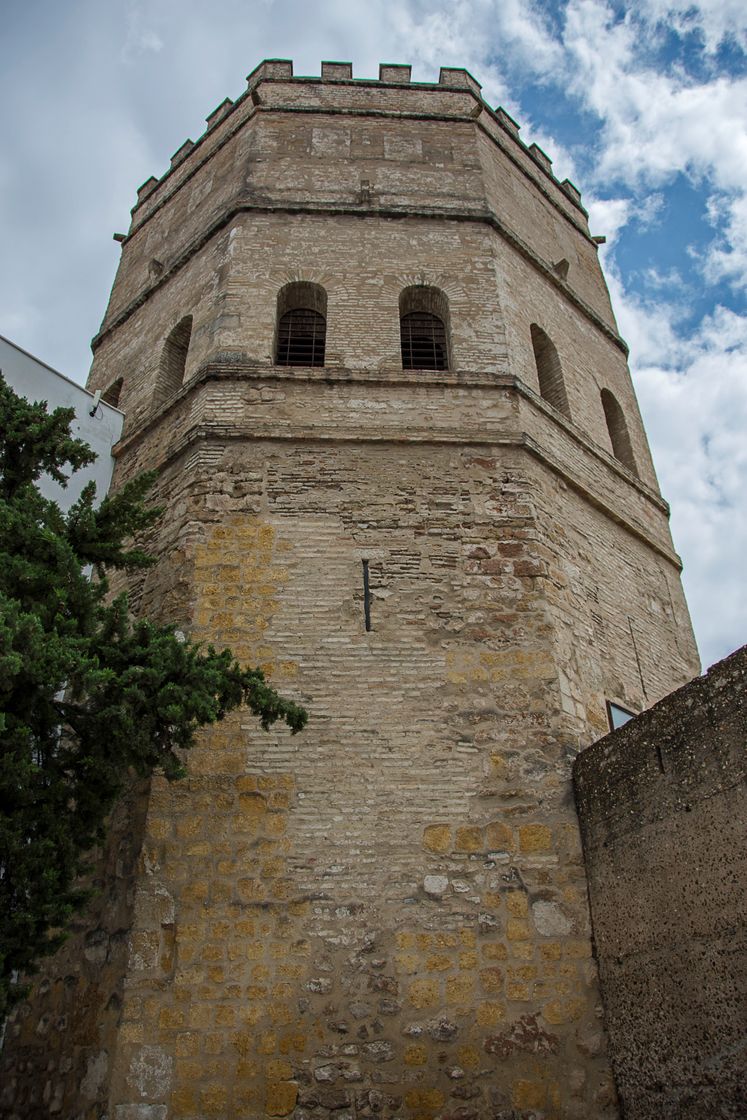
[130,58,585,229]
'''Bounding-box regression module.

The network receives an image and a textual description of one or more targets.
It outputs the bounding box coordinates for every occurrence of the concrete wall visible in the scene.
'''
[573,646,747,1120]
[0,334,123,508]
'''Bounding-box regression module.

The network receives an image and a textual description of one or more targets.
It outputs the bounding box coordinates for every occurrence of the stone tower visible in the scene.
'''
[2,61,699,1119]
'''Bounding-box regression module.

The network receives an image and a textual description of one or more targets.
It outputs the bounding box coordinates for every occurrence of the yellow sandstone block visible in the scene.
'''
[409,979,439,1009]
[395,952,419,974]
[404,1044,427,1066]
[459,950,478,969]
[267,1059,293,1080]
[540,941,562,960]
[265,1082,298,1117]
[457,1045,481,1069]
[513,1080,546,1109]
[485,821,513,849]
[506,891,528,916]
[278,1033,307,1054]
[170,1086,197,1113]
[519,824,552,852]
[445,974,474,1003]
[455,826,483,853]
[482,942,508,961]
[404,1089,445,1110]
[200,1083,229,1114]
[543,996,585,1024]
[564,939,592,959]
[264,814,288,838]
[479,967,503,994]
[506,918,531,941]
[426,953,451,972]
[257,1031,278,1054]
[158,1007,186,1030]
[423,824,452,853]
[476,1001,505,1027]
[510,941,535,960]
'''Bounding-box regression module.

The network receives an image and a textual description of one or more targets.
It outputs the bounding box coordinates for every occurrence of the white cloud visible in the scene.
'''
[634,0,747,55]
[562,0,747,303]
[600,243,747,666]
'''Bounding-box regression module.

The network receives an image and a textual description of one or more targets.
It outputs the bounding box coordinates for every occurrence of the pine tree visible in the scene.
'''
[0,375,307,1016]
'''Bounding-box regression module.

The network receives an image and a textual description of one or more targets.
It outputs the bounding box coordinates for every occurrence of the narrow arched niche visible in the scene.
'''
[601,388,638,476]
[530,324,570,418]
[399,285,450,371]
[101,378,123,408]
[155,316,193,405]
[275,282,327,367]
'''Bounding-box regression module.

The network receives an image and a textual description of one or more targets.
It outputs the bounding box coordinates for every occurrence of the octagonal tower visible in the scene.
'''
[3,60,698,1120]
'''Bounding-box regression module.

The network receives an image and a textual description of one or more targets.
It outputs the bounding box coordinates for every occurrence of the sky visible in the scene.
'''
[1,0,745,670]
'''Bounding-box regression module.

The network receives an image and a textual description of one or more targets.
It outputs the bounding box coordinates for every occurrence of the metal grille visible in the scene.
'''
[400,312,447,370]
[276,308,326,367]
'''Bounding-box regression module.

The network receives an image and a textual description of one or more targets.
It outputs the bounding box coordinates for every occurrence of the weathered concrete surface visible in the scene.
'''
[574,645,747,1120]
[1,60,700,1120]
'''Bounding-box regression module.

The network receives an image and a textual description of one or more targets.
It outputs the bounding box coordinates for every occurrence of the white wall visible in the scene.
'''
[0,334,123,510]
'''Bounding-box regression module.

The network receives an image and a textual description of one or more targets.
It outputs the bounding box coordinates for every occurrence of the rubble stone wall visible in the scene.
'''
[573,645,747,1120]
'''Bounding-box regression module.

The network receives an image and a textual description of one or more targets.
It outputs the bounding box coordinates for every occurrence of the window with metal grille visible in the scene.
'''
[276,308,326,367]
[400,311,447,371]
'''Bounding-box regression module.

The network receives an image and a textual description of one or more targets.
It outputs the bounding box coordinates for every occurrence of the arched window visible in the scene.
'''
[399,286,450,371]
[275,282,327,367]
[530,324,570,418]
[155,316,192,404]
[601,388,638,476]
[101,377,123,408]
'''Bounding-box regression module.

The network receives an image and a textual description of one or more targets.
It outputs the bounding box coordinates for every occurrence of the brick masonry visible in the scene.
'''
[573,645,747,1120]
[1,62,700,1120]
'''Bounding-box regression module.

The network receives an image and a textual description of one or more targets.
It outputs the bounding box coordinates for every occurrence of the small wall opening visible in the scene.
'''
[155,316,192,406]
[601,388,638,476]
[275,282,327,367]
[399,286,450,371]
[101,378,123,408]
[530,324,570,418]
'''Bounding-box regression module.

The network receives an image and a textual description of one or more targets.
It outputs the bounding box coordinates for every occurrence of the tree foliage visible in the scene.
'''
[0,375,307,1016]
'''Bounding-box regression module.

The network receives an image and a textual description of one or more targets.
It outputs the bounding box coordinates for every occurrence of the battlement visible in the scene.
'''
[131,59,584,219]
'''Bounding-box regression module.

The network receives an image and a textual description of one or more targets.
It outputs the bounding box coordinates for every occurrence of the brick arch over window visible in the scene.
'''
[275,282,327,367]
[399,286,450,371]
[155,316,192,405]
[530,324,570,418]
[601,388,638,476]
[101,377,123,408]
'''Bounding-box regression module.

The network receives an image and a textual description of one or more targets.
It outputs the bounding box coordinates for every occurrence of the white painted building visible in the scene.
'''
[0,334,123,509]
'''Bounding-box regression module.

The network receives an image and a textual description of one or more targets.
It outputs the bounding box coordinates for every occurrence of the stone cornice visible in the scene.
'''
[112,363,676,569]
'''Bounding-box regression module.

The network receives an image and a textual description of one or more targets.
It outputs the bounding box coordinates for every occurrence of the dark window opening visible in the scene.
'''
[400,311,447,371]
[530,323,571,418]
[399,285,451,372]
[276,308,326,367]
[601,388,638,476]
[155,315,192,406]
[101,377,123,408]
